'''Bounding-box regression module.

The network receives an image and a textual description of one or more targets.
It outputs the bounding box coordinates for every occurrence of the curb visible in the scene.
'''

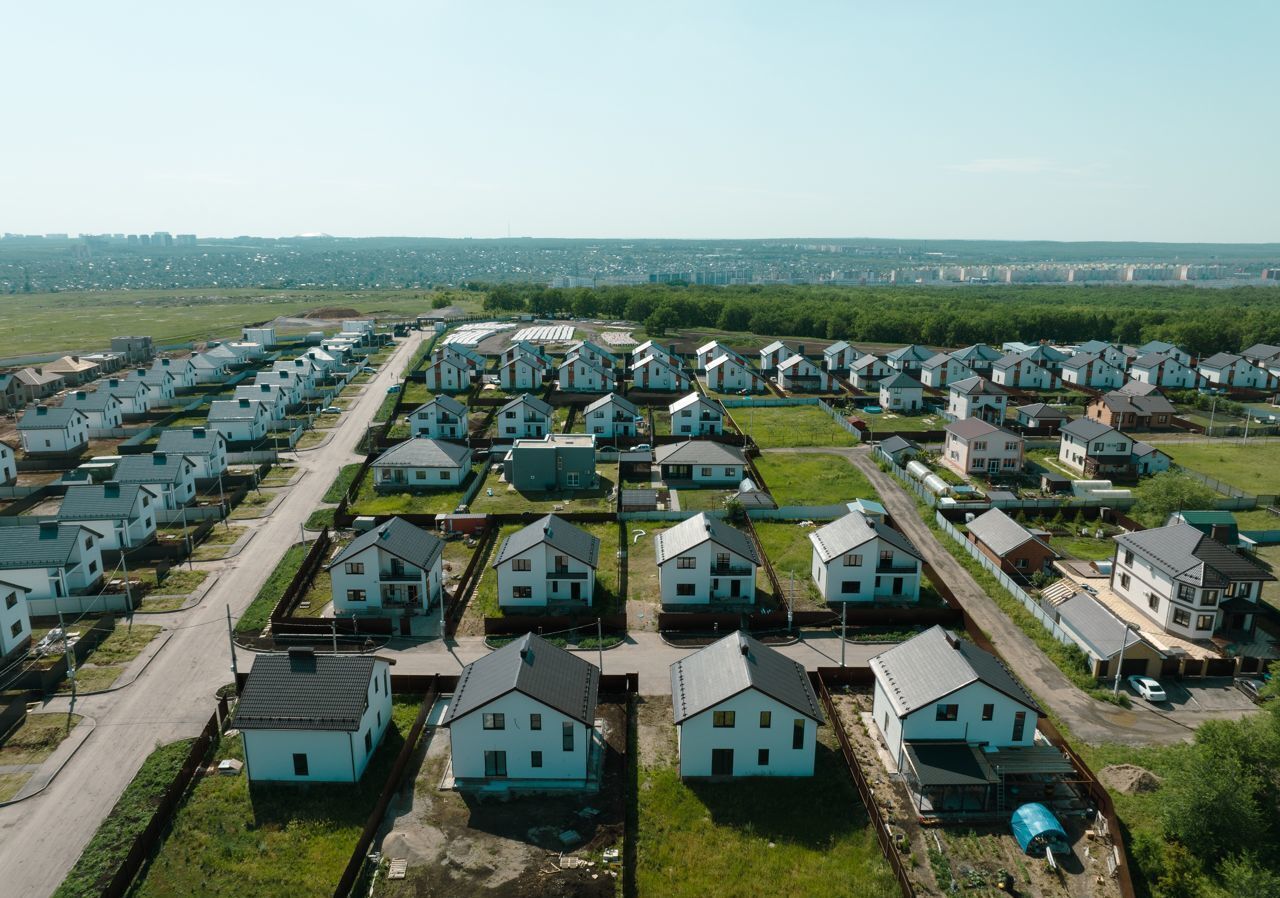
[131,571,220,615]
[296,431,335,453]
[201,527,257,561]
[71,631,175,697]
[0,717,97,807]
[228,490,288,520]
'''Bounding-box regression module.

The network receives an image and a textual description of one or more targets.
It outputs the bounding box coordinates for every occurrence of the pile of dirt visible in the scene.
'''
[1098,764,1162,794]
[304,306,361,319]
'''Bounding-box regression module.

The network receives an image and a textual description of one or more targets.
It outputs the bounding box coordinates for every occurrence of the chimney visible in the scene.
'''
[152,452,167,465]
[519,647,532,662]
[379,525,391,540]
[192,427,206,439]
[38,521,59,538]
[108,379,120,387]
[287,645,316,666]
[1210,524,1232,544]
[238,398,250,407]
[740,641,749,657]
[104,481,120,498]
[74,391,87,400]
[35,404,48,416]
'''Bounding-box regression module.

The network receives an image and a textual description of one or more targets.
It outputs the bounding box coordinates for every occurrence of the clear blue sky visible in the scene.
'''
[3,1,1277,242]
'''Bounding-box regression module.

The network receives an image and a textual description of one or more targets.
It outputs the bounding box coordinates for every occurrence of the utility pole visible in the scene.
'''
[225,605,239,682]
[120,540,132,627]
[58,608,77,725]
[331,618,338,654]
[1112,622,1136,694]
[217,470,228,529]
[181,501,194,571]
[1208,395,1218,437]
[841,601,847,668]
[597,617,603,674]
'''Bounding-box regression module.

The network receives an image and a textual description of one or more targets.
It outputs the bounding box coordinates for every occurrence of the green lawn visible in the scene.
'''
[228,489,279,520]
[752,521,824,606]
[637,735,898,898]
[674,488,734,511]
[135,567,208,596]
[323,463,364,502]
[235,543,306,633]
[80,625,162,667]
[849,410,945,433]
[732,405,858,448]
[1162,441,1280,496]
[191,525,247,560]
[399,380,432,405]
[305,508,337,530]
[349,467,478,516]
[0,713,83,771]
[1234,507,1280,531]
[1050,535,1118,562]
[469,467,614,514]
[133,697,422,898]
[53,739,196,898]
[753,451,875,507]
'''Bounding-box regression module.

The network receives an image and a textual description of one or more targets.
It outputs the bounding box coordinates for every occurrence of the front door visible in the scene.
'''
[571,581,581,601]
[711,748,734,776]
[893,577,903,596]
[730,579,742,598]
[407,585,419,606]
[484,751,507,778]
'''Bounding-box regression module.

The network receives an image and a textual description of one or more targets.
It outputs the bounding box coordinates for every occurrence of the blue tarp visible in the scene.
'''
[1010,803,1068,856]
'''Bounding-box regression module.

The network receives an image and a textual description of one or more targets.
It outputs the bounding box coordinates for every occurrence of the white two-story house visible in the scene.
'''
[920,353,973,389]
[499,349,549,391]
[1060,352,1125,390]
[850,353,891,390]
[583,393,641,440]
[156,427,228,479]
[496,394,554,440]
[327,517,444,617]
[557,353,616,393]
[668,393,724,437]
[631,354,689,392]
[776,355,837,392]
[1128,352,1199,389]
[57,482,158,551]
[111,452,197,510]
[705,355,766,393]
[208,398,271,444]
[810,509,923,603]
[654,513,759,605]
[823,341,858,373]
[63,390,125,431]
[492,514,600,608]
[1057,418,1134,478]
[18,406,89,455]
[759,341,798,373]
[947,376,1008,423]
[0,522,105,603]
[1197,352,1277,391]
[408,395,469,441]
[942,419,1024,479]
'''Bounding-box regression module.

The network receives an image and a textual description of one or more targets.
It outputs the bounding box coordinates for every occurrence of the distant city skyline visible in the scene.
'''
[3,1,1277,242]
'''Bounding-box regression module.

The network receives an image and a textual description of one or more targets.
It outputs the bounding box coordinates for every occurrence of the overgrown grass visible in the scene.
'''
[733,405,859,448]
[349,468,477,516]
[323,463,364,502]
[81,625,162,666]
[753,451,876,506]
[469,468,615,514]
[235,544,306,634]
[52,739,197,898]
[0,713,83,766]
[132,698,422,898]
[305,508,337,530]
[1162,440,1280,495]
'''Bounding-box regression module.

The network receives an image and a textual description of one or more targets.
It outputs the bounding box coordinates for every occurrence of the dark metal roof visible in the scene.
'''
[328,517,444,572]
[949,375,1007,396]
[443,633,599,726]
[654,512,759,565]
[879,372,924,390]
[374,437,471,469]
[654,440,745,467]
[18,407,85,430]
[619,489,658,509]
[112,453,192,486]
[409,395,467,417]
[0,523,91,570]
[157,428,225,456]
[1015,402,1068,420]
[236,651,382,732]
[585,392,639,416]
[878,435,920,455]
[1092,391,1176,415]
[811,511,922,563]
[1115,523,1274,587]
[491,514,600,569]
[498,393,553,418]
[669,631,824,724]
[904,742,995,786]
[1059,418,1116,441]
[1055,592,1149,661]
[59,483,155,520]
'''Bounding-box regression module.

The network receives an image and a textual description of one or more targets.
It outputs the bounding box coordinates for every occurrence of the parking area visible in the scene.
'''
[1126,676,1261,714]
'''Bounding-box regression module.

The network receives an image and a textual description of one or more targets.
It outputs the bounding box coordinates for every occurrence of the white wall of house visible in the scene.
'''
[0,444,15,485]
[425,359,473,393]
[943,432,1024,477]
[879,382,922,411]
[811,541,921,603]
[496,404,549,440]
[1062,360,1124,390]
[1201,360,1276,390]
[677,691,818,777]
[495,544,596,608]
[948,392,1007,421]
[662,461,743,486]
[375,462,467,489]
[584,402,637,439]
[669,404,723,436]
[921,358,972,388]
[21,420,88,454]
[410,405,467,440]
[658,540,757,605]
[872,679,1037,768]
[500,358,542,391]
[0,533,104,601]
[449,692,592,781]
[824,345,859,372]
[331,546,443,615]
[992,360,1057,390]
[706,358,765,393]
[71,504,156,551]
[1110,549,1261,639]
[632,357,688,391]
[0,585,31,656]
[1058,430,1133,474]
[558,358,614,392]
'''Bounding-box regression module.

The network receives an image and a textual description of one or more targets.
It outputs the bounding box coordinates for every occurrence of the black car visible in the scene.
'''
[1234,677,1272,705]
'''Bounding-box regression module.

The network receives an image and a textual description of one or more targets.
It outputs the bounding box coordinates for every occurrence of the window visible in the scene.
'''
[562,721,574,751]
[1173,608,1191,628]
[1003,457,1017,468]
[531,750,543,768]
[843,554,862,567]
[384,669,389,694]
[1015,557,1027,569]
[553,555,568,571]
[377,711,381,727]
[483,713,505,730]
[1011,711,1027,742]
[676,583,696,596]
[757,749,770,766]
[981,704,994,721]
[88,560,98,575]
[513,585,532,598]
[364,730,373,754]
[841,580,860,594]
[713,711,736,728]
[935,704,959,722]
[526,713,541,732]
[879,550,893,566]
[4,593,15,610]
[1200,590,1219,607]
[1119,573,1131,590]
[792,719,805,750]
[439,470,449,481]
[701,467,713,477]
[415,470,426,480]
[759,711,772,728]
[1196,614,1215,631]
[1148,593,1159,611]
[373,676,379,693]
[973,441,987,451]
[711,748,734,776]
[513,559,531,572]
[724,467,735,477]
[84,535,94,549]
[1177,583,1195,602]
[677,556,696,569]
[484,751,507,777]
[293,753,309,776]
[10,621,21,639]
[1238,583,1253,598]
[566,472,579,487]
[347,589,366,602]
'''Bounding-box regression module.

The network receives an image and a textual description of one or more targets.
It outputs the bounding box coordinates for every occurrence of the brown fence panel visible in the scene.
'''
[270,528,332,622]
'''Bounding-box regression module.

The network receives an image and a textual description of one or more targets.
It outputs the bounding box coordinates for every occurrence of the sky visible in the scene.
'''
[2,1,1278,242]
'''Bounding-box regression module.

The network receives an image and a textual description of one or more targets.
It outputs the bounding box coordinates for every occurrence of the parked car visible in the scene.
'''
[1127,675,1167,703]
[1234,677,1272,705]
[361,366,377,373]
[320,406,342,415]
[386,385,401,394]
[632,443,652,452]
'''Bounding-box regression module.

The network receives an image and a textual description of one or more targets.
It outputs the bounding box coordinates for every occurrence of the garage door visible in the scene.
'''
[1204,657,1237,677]
[1120,658,1149,677]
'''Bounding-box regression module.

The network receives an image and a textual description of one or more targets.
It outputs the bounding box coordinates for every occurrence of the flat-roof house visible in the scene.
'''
[942,419,1024,479]
[557,353,616,393]
[776,354,838,392]
[156,427,228,479]
[1013,403,1069,434]
[407,395,469,441]
[670,632,824,778]
[870,627,1042,804]
[1198,352,1277,391]
[824,340,858,373]
[1058,418,1134,478]
[947,376,1008,423]
[654,512,759,605]
[62,390,124,431]
[207,398,271,444]
[964,508,1055,579]
[237,648,393,783]
[668,393,724,437]
[111,451,197,510]
[920,352,973,389]
[1128,352,1199,389]
[241,326,278,347]
[373,438,473,491]
[0,522,105,603]
[1085,391,1175,432]
[18,406,89,455]
[110,336,154,365]
[810,510,923,603]
[492,514,600,608]
[705,354,766,393]
[583,393,641,440]
[1111,523,1275,640]
[759,340,798,373]
[444,633,600,784]
[327,517,444,617]
[654,440,746,486]
[57,481,158,551]
[850,353,891,389]
[502,434,597,492]
[631,353,688,392]
[495,394,554,441]
[879,372,924,412]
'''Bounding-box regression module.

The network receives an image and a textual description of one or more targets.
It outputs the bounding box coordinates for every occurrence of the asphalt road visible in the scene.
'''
[0,332,425,898]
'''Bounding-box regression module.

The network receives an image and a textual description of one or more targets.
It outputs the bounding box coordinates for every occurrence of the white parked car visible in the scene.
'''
[1127,675,1167,703]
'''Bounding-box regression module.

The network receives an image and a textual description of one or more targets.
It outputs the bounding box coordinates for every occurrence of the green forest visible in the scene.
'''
[478,282,1280,355]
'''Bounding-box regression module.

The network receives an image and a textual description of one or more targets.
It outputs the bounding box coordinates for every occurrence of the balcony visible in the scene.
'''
[380,571,422,584]
[547,569,589,580]
[876,563,919,574]
[711,563,753,576]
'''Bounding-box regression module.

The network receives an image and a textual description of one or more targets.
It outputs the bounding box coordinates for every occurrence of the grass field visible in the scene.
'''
[469,466,614,514]
[752,521,824,606]
[1161,440,1280,495]
[673,487,734,511]
[849,410,945,433]
[1050,535,1118,562]
[733,405,858,448]
[348,468,478,516]
[235,543,306,634]
[132,697,422,898]
[0,713,83,798]
[636,726,898,898]
[53,739,196,898]
[1233,507,1280,530]
[191,524,246,560]
[753,451,875,506]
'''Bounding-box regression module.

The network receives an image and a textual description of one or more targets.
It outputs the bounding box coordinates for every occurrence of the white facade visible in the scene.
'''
[19,408,89,455]
[235,383,290,420]
[151,357,198,389]
[760,342,798,371]
[500,354,544,391]
[557,355,616,392]
[668,394,724,437]
[1058,427,1134,476]
[63,393,124,430]
[991,356,1059,390]
[657,530,757,605]
[850,355,891,389]
[677,689,819,778]
[696,341,739,370]
[58,486,157,551]
[920,356,973,388]
[253,371,302,406]
[156,429,228,479]
[0,442,14,485]
[1199,355,1277,390]
[494,541,596,608]
[241,326,278,347]
[943,423,1025,478]
[823,341,858,372]
[330,543,443,616]
[424,356,474,393]
[810,523,922,603]
[776,355,837,392]
[1061,356,1125,390]
[705,355,766,393]
[583,395,640,439]
[496,396,552,440]
[107,379,153,415]
[879,377,923,412]
[208,399,271,443]
[1129,355,1199,389]
[0,581,31,657]
[0,526,104,601]
[631,355,689,392]
[947,387,1008,422]
[448,691,592,781]
[408,398,468,440]
[872,678,1036,769]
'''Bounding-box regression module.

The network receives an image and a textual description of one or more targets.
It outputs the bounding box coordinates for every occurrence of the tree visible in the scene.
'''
[430,295,449,309]
[1216,854,1280,898]
[1154,843,1208,898]
[1131,472,1216,528]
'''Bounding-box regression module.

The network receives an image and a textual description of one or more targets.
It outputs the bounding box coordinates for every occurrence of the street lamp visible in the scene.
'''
[1112,620,1141,694]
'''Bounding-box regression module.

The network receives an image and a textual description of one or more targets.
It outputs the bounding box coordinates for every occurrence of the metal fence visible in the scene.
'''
[817,397,862,441]
[1175,463,1275,505]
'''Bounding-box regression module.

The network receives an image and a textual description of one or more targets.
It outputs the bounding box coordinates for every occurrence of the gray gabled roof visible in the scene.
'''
[0,523,91,570]
[585,392,639,417]
[1199,351,1242,369]
[668,393,721,415]
[951,343,1003,363]
[810,511,922,563]
[112,452,193,486]
[949,375,1007,397]
[1115,523,1274,588]
[965,508,1050,558]
[886,344,933,362]
[208,399,265,421]
[879,372,924,390]
[851,353,885,371]
[670,631,824,724]
[878,435,919,456]
[492,514,600,569]
[236,651,382,732]
[59,483,156,520]
[498,393,553,418]
[653,440,746,467]
[328,517,444,572]
[18,407,86,430]
[1092,391,1175,415]
[63,391,120,412]
[1055,592,1152,661]
[1016,402,1068,420]
[157,428,225,457]
[870,626,1040,718]
[1061,351,1113,371]
[374,437,471,469]
[1060,418,1116,441]
[409,395,467,418]
[945,418,1008,441]
[654,512,759,566]
[443,633,599,726]
[824,340,852,355]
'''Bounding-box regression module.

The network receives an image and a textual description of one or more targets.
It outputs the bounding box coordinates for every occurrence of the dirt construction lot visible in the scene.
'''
[374,702,627,898]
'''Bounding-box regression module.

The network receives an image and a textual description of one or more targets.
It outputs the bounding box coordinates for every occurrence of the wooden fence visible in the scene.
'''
[270,529,333,622]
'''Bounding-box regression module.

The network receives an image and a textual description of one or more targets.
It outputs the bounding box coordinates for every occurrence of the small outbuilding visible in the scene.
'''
[1011,803,1069,857]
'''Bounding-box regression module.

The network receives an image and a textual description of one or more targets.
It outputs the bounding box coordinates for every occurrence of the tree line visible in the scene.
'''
[476,282,1280,355]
